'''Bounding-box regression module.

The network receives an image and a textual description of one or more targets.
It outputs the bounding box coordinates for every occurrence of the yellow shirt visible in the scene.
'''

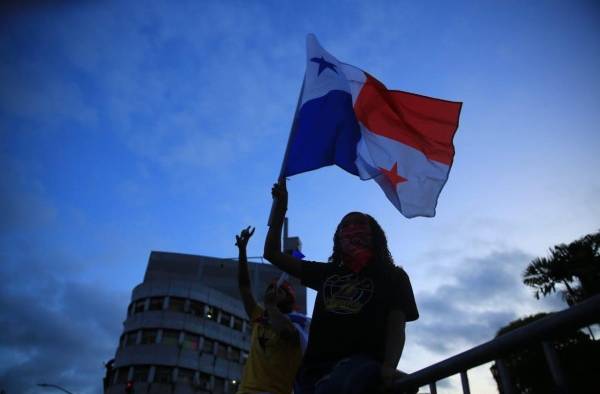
[237,305,303,394]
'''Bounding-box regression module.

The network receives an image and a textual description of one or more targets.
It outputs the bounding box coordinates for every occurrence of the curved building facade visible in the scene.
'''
[104,251,306,394]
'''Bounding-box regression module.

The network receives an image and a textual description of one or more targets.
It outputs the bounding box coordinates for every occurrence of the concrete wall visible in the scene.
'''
[144,251,306,313]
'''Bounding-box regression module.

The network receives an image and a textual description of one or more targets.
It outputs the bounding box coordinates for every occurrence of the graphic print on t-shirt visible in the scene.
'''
[322,273,374,314]
[257,324,275,353]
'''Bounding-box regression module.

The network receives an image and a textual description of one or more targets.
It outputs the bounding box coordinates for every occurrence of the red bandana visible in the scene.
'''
[340,224,373,273]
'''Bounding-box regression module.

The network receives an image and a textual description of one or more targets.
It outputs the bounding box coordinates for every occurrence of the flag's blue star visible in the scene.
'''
[311,56,338,76]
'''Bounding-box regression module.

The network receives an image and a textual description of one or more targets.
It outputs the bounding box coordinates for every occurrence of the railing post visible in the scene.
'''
[495,359,515,394]
[460,371,470,394]
[542,341,569,394]
[428,381,437,394]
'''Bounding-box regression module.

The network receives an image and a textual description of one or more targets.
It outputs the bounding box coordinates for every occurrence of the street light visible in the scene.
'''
[37,383,75,394]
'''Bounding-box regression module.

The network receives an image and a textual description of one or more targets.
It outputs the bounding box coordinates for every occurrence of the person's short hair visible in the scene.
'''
[266,280,296,313]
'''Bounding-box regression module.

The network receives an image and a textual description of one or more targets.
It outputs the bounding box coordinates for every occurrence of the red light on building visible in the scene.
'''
[125,381,134,393]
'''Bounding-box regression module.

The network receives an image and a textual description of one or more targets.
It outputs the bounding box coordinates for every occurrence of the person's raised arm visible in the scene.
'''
[263,178,302,277]
[236,226,258,319]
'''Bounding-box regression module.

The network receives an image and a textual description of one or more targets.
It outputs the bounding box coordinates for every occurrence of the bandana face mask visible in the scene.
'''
[339,222,373,273]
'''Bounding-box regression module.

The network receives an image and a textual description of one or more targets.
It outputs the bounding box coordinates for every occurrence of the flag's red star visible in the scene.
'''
[379,162,407,187]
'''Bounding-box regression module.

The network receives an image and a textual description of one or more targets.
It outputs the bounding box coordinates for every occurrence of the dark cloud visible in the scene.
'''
[410,249,563,354]
[0,156,56,237]
[0,130,127,394]
[0,221,127,394]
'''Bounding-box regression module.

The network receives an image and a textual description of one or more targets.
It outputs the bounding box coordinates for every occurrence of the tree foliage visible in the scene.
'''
[490,231,600,393]
[490,314,599,394]
[523,230,600,305]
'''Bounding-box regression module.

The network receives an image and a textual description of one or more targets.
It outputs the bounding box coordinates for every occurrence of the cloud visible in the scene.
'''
[0,159,126,394]
[18,2,305,177]
[0,60,97,130]
[0,155,56,236]
[0,243,126,394]
[400,248,566,393]
[410,249,563,354]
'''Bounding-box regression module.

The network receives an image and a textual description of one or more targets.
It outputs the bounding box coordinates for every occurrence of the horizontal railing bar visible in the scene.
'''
[392,294,600,391]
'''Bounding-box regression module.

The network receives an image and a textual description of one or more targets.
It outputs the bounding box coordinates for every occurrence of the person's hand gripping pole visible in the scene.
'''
[268,177,288,226]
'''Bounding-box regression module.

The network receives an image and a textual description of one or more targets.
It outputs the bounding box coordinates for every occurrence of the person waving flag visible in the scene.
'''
[282,34,462,218]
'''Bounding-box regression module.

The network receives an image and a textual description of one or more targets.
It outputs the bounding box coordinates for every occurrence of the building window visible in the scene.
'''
[229,347,240,362]
[115,367,130,384]
[243,321,252,335]
[216,342,228,359]
[168,297,186,313]
[134,300,146,314]
[189,300,204,316]
[241,351,249,364]
[232,317,243,331]
[154,366,172,384]
[213,377,225,394]
[205,306,218,321]
[177,368,195,384]
[161,329,179,346]
[120,333,127,348]
[182,333,200,350]
[126,331,138,346]
[197,372,211,390]
[140,329,157,345]
[203,338,214,353]
[127,303,134,316]
[219,311,232,327]
[148,297,164,311]
[132,365,150,382]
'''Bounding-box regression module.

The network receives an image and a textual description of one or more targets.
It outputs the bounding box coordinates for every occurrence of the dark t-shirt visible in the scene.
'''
[300,260,419,365]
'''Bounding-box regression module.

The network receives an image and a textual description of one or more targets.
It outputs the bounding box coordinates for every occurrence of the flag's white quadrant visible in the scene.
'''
[301,34,351,106]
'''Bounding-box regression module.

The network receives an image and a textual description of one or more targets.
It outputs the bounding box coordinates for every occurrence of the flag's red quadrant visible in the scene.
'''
[354,74,462,166]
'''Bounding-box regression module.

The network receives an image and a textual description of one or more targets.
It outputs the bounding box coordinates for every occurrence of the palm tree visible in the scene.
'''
[523,230,600,306]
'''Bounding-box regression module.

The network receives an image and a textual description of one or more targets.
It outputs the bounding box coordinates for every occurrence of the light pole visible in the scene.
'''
[37,383,75,394]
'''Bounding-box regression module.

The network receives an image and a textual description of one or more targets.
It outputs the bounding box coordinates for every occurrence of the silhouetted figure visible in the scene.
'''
[235,226,309,394]
[264,179,419,394]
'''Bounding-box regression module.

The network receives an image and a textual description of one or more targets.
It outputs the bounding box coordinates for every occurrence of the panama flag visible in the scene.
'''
[283,34,462,218]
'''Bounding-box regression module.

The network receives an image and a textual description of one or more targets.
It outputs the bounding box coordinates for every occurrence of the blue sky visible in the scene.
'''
[1,1,599,393]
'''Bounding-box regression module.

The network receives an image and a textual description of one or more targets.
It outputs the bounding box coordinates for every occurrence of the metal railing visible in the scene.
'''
[392,294,600,394]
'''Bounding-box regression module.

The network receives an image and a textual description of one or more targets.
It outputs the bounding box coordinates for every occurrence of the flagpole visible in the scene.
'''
[268,78,306,226]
